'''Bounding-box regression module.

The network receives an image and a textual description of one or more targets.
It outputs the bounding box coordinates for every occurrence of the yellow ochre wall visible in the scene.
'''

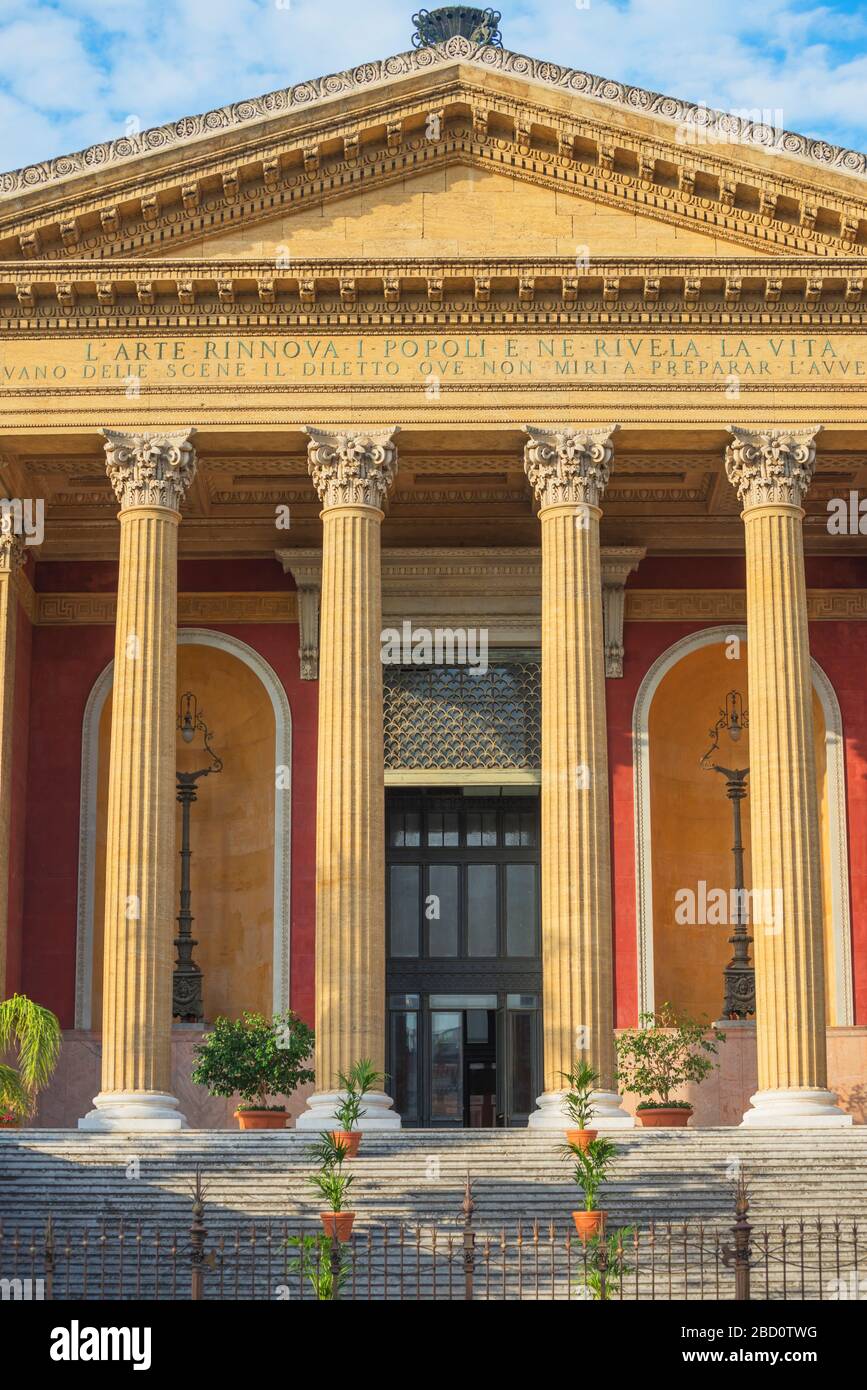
[174,165,751,259]
[92,642,276,1025]
[649,641,835,1023]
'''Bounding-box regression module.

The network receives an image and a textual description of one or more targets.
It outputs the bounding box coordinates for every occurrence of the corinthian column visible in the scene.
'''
[295,428,401,1130]
[725,427,850,1127]
[523,427,632,1129]
[80,430,196,1131]
[0,530,25,996]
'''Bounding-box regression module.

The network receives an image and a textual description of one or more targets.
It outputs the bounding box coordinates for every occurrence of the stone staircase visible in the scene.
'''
[2,1129,865,1299]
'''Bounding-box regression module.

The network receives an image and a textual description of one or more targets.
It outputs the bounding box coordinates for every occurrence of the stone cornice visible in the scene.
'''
[1,257,864,332]
[2,36,865,205]
[0,64,865,266]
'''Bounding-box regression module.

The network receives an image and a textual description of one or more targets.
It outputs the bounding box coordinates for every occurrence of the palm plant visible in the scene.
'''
[561,1060,598,1129]
[308,1133,353,1211]
[0,994,62,1121]
[335,1057,386,1131]
[562,1136,617,1212]
[578,1227,636,1301]
[286,1232,349,1299]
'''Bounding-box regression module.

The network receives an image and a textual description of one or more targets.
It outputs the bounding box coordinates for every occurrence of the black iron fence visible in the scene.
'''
[1,1176,864,1302]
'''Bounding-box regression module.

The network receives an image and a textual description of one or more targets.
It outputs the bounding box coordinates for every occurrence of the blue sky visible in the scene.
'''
[1,0,867,173]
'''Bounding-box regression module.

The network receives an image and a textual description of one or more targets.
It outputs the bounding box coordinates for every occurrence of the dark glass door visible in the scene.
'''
[386,792,542,1127]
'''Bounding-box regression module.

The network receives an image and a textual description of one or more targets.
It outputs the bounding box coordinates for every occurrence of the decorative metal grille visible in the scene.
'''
[383,661,541,770]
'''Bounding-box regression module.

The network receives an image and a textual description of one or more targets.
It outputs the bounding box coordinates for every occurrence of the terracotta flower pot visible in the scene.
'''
[0,1111,21,1129]
[234,1109,287,1130]
[566,1128,597,1152]
[320,1211,355,1241]
[637,1105,694,1128]
[330,1129,362,1157]
[572,1210,606,1242]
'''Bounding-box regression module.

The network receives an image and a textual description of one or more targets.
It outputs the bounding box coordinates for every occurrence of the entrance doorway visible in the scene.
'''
[386,792,542,1127]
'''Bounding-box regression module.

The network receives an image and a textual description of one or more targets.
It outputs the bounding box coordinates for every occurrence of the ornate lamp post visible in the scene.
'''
[173,692,223,1022]
[700,690,755,1020]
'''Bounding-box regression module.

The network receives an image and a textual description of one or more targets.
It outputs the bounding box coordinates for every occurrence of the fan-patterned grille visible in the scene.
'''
[383,662,541,770]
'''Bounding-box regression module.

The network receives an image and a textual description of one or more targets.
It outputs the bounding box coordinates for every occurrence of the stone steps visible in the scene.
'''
[3,1129,863,1299]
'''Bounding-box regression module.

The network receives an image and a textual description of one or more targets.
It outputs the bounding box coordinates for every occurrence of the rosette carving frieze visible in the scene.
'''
[725,427,822,510]
[102,430,197,512]
[523,426,618,509]
[305,427,399,510]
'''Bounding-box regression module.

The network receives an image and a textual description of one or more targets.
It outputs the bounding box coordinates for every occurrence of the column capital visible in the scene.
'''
[725,427,822,510]
[522,426,618,509]
[0,528,26,575]
[305,427,399,510]
[102,429,197,512]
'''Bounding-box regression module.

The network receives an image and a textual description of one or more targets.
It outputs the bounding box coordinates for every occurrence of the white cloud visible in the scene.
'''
[0,0,865,173]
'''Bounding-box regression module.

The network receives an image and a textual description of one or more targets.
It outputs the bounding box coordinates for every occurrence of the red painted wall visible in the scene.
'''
[20,560,317,1030]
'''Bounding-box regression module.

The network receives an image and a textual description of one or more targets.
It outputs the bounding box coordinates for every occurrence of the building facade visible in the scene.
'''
[1,14,865,1132]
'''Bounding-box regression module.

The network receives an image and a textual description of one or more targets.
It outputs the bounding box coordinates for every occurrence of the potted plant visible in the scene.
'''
[309,1133,356,1241]
[331,1058,386,1157]
[0,993,62,1127]
[562,1135,617,1242]
[191,1009,314,1130]
[615,1002,726,1127]
[561,1060,598,1151]
[286,1231,350,1300]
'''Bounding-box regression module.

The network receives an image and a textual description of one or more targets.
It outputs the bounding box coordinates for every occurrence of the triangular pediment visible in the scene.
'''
[0,37,864,265]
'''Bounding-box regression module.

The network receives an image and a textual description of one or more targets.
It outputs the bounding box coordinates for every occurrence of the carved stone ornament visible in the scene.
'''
[725,427,821,510]
[523,426,618,509]
[0,528,26,574]
[102,430,197,512]
[305,428,399,510]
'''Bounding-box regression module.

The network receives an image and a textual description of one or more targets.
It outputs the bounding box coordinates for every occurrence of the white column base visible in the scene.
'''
[527,1089,635,1131]
[740,1087,853,1128]
[78,1091,188,1132]
[294,1090,401,1131]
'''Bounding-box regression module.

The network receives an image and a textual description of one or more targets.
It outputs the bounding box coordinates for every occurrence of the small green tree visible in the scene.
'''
[0,993,62,1121]
[577,1227,636,1301]
[615,1003,725,1108]
[191,1010,314,1111]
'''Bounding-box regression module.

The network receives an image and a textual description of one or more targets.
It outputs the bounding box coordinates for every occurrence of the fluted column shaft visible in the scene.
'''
[524,427,631,1129]
[80,430,196,1132]
[0,533,25,996]
[726,427,850,1126]
[296,428,401,1129]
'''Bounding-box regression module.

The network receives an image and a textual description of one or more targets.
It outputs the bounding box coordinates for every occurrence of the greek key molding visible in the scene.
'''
[523,426,618,509]
[102,429,197,512]
[306,427,399,510]
[34,591,298,626]
[725,427,822,509]
[625,589,867,621]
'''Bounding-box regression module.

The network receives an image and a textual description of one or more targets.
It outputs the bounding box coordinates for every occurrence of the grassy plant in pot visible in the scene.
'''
[615,1003,726,1128]
[561,1060,599,1151]
[310,1133,356,1241]
[562,1136,617,1242]
[191,1009,314,1130]
[0,993,62,1128]
[331,1058,386,1157]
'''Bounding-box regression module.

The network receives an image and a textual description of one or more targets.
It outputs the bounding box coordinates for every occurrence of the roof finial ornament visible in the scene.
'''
[412,6,503,49]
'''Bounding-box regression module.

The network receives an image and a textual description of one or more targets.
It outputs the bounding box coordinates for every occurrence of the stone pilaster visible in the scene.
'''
[725,426,850,1126]
[523,427,632,1130]
[80,430,196,1132]
[0,531,25,996]
[295,429,401,1129]
[601,546,645,678]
